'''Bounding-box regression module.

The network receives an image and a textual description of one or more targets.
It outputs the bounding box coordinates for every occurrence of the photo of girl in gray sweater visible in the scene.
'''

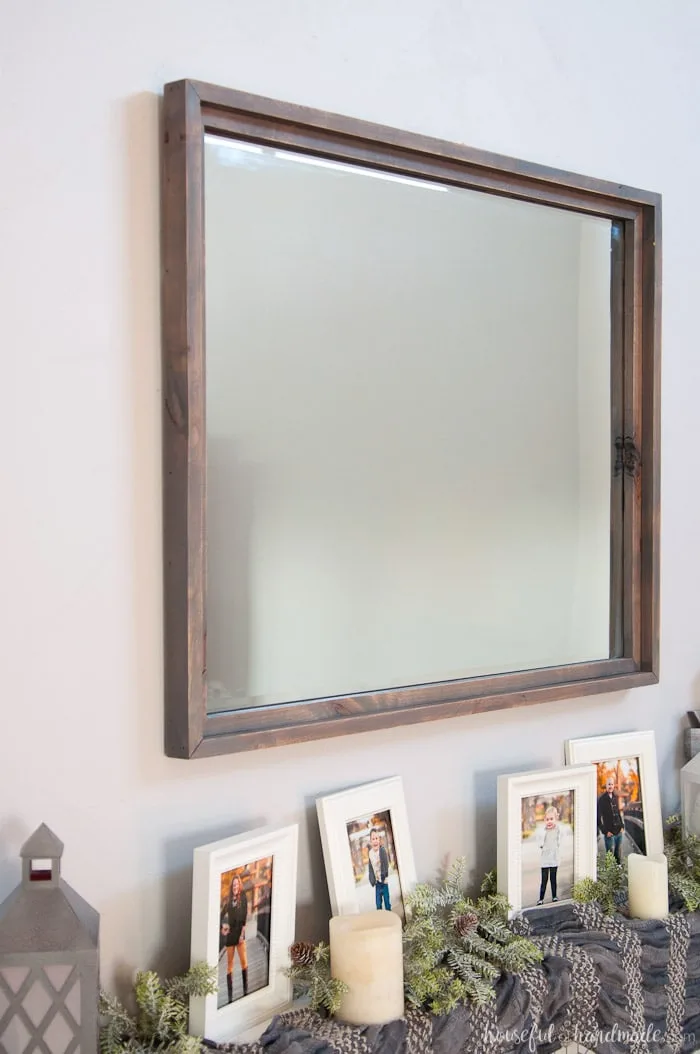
[520,791,575,908]
[537,806,561,904]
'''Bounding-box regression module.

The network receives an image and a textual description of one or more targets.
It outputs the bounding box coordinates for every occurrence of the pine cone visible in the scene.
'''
[290,941,316,966]
[455,912,479,937]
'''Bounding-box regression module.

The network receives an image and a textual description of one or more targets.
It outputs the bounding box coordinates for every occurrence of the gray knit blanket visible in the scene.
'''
[212,904,700,1054]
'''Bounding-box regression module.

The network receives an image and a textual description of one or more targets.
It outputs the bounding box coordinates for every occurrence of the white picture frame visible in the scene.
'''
[316,776,416,920]
[497,765,597,916]
[565,730,663,857]
[189,824,298,1042]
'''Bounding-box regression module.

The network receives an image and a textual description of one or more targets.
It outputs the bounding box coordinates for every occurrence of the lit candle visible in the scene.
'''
[627,853,669,919]
[329,911,404,1025]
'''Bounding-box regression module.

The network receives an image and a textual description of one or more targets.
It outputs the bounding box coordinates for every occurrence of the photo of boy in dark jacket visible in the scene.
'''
[368,827,391,910]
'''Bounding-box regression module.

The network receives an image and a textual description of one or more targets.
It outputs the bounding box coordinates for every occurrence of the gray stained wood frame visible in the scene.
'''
[161,78,661,759]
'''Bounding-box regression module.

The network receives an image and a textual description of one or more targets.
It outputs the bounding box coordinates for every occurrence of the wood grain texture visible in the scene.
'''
[202,106,642,221]
[191,79,659,206]
[609,221,625,659]
[193,670,658,759]
[204,657,639,735]
[622,213,644,665]
[640,202,662,675]
[161,79,662,758]
[162,80,206,757]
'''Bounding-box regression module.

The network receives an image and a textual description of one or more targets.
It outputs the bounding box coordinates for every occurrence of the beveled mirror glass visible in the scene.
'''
[162,80,660,757]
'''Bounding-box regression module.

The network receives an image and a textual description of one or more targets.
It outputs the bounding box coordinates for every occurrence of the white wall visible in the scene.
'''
[2,0,700,995]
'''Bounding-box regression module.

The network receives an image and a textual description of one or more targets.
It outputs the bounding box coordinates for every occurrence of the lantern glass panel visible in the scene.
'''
[1,1016,31,1053]
[22,980,52,1026]
[43,966,73,990]
[43,1010,74,1054]
[1,968,29,994]
[64,979,80,1024]
[681,753,700,837]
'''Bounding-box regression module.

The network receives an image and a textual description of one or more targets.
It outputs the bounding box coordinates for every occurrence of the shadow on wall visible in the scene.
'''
[120,87,175,782]
[297,796,332,943]
[472,762,550,894]
[155,818,267,983]
[0,818,34,902]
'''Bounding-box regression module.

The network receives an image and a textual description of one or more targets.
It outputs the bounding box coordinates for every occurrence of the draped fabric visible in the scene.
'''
[208,903,700,1054]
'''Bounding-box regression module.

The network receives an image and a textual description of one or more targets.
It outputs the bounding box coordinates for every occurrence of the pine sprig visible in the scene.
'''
[572,851,627,915]
[286,941,349,1016]
[480,869,498,896]
[99,994,136,1054]
[165,961,217,1002]
[665,814,700,911]
[403,858,542,1015]
[99,964,217,1054]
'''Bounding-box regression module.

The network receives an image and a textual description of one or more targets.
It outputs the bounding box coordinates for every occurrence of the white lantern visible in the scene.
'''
[681,752,700,838]
[0,825,99,1054]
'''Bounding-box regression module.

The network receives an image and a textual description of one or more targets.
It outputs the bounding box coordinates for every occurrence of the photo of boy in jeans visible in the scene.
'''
[346,809,405,918]
[368,827,391,910]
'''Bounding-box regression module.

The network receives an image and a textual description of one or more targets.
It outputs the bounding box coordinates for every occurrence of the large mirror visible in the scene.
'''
[162,80,660,758]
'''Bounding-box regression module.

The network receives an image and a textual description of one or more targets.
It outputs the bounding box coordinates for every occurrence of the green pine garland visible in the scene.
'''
[289,863,541,1019]
[572,851,627,915]
[99,818,700,1043]
[571,816,700,915]
[403,859,542,1015]
[286,941,348,1016]
[99,963,217,1054]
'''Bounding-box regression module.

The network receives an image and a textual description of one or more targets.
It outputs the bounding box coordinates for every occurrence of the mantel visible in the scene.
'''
[209,902,698,1054]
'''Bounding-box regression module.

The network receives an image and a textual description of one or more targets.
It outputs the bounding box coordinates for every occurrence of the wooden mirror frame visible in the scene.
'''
[161,78,661,759]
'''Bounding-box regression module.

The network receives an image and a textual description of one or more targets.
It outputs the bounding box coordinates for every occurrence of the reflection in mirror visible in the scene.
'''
[204,135,612,714]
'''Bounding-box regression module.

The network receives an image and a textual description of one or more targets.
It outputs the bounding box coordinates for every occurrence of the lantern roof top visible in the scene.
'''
[0,882,99,954]
[20,824,64,859]
[0,827,98,954]
[682,751,700,775]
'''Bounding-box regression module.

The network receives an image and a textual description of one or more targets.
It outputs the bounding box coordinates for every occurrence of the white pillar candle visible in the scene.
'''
[627,853,669,919]
[329,911,404,1025]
